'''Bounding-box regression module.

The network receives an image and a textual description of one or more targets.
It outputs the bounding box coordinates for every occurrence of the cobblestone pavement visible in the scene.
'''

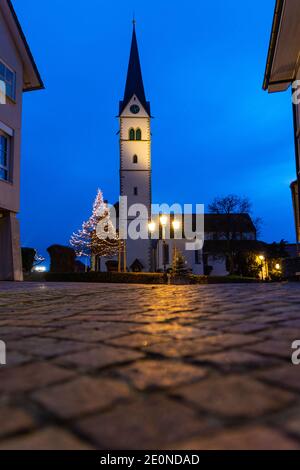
[0,281,300,450]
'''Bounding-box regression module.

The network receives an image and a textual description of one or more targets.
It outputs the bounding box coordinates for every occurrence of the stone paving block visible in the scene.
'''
[77,396,216,450]
[281,319,300,329]
[171,425,300,450]
[116,359,208,390]
[282,415,300,437]
[0,326,55,340]
[8,336,89,359]
[194,320,240,331]
[246,339,294,360]
[105,333,170,349]
[136,323,195,336]
[259,327,300,340]
[0,362,75,394]
[0,427,92,450]
[55,345,144,371]
[4,351,33,367]
[0,406,35,438]
[139,326,210,340]
[197,350,281,372]
[44,327,128,343]
[173,376,296,418]
[223,323,270,334]
[143,333,260,358]
[32,376,132,419]
[247,315,290,325]
[255,365,300,392]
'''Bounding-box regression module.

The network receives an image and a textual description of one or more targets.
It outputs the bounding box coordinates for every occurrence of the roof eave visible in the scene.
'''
[263,0,285,91]
[6,0,44,91]
[23,85,45,93]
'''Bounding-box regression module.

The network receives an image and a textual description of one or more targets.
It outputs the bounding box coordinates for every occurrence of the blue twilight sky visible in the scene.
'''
[15,0,296,260]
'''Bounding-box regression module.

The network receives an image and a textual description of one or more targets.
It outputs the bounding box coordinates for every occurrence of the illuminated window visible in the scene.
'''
[129,128,135,140]
[136,128,142,140]
[133,154,138,164]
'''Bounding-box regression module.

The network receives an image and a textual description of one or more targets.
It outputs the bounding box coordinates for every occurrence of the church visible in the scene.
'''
[97,23,257,275]
[118,22,152,273]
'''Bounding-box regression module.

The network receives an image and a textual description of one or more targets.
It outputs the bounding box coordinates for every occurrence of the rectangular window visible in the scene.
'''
[163,243,169,265]
[0,61,16,102]
[0,132,10,181]
[134,187,138,196]
[195,250,202,265]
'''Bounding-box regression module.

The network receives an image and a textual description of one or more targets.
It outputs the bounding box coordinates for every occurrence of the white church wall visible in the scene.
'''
[193,263,203,275]
[121,171,151,212]
[126,238,151,272]
[208,256,228,276]
[120,140,150,171]
[120,93,152,271]
[155,239,204,275]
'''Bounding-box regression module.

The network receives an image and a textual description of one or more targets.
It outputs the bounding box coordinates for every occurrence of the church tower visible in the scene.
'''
[119,23,152,272]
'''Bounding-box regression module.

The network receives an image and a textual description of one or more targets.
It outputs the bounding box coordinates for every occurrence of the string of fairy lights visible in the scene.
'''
[70,189,120,259]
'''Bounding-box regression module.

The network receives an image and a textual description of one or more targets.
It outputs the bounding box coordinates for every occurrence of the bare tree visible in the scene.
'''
[209,194,251,215]
[208,195,262,275]
[253,216,263,239]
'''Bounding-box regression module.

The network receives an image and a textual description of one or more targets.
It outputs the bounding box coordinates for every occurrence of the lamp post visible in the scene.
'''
[148,221,156,272]
[172,219,181,265]
[160,215,168,273]
[259,255,267,280]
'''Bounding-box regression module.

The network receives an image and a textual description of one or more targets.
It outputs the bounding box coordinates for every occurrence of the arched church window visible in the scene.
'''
[129,128,135,140]
[136,128,142,141]
[133,155,138,164]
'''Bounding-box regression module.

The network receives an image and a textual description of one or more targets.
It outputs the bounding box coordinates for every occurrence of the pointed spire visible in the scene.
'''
[119,22,150,116]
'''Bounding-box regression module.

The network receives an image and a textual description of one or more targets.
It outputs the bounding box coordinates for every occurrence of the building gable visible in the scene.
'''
[0,0,43,92]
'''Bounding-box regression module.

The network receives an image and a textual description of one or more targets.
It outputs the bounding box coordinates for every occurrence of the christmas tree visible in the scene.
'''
[172,248,189,276]
[70,189,119,259]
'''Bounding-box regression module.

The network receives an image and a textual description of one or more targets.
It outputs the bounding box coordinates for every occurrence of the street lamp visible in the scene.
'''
[172,219,181,268]
[172,220,181,231]
[148,221,156,234]
[275,263,281,270]
[258,255,267,280]
[160,215,168,227]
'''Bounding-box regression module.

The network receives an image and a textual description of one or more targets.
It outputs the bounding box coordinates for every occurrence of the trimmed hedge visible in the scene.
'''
[25,272,167,285]
[24,272,261,285]
[189,275,261,284]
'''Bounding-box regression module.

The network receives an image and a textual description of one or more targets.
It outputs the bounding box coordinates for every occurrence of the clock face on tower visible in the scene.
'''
[130,104,140,114]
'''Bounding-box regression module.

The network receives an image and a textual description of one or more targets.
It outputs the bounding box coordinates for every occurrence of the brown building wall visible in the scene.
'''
[0,5,23,214]
[0,5,24,280]
[291,180,300,244]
